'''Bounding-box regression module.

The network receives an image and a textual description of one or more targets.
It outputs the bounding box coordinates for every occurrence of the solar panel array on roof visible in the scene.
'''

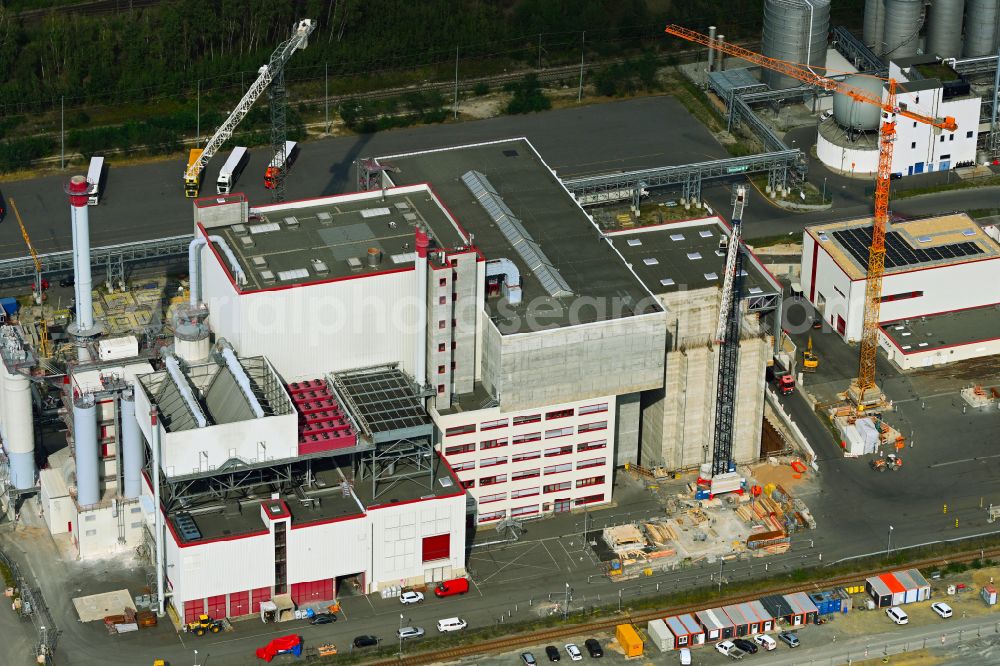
[832,227,983,269]
[461,170,573,298]
[333,367,430,434]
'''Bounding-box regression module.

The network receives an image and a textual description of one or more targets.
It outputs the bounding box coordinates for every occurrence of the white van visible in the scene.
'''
[436,617,467,633]
[886,606,909,625]
[753,634,777,651]
[87,156,105,205]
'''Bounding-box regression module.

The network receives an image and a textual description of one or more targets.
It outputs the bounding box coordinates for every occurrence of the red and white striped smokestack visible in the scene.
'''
[414,224,429,388]
[68,175,94,337]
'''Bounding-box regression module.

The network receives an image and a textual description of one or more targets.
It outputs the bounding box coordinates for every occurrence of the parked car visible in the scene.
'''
[932,602,953,619]
[754,634,777,651]
[679,647,692,665]
[353,635,379,648]
[564,643,582,661]
[436,617,467,632]
[58,276,75,288]
[309,613,336,625]
[521,653,537,665]
[397,626,424,640]
[400,590,424,604]
[733,638,758,654]
[820,109,834,121]
[886,606,909,625]
[434,577,470,597]
[545,645,561,662]
[716,640,737,656]
[584,639,603,658]
[778,631,800,648]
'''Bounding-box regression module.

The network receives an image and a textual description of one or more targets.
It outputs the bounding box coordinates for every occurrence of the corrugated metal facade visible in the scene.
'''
[202,257,419,382]
[286,515,369,585]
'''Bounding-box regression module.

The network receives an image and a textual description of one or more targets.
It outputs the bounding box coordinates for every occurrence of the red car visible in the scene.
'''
[256,634,302,662]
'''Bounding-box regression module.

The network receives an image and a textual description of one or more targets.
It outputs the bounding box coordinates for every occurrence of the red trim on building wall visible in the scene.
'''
[879,301,1000,355]
[809,236,819,304]
[289,512,365,530]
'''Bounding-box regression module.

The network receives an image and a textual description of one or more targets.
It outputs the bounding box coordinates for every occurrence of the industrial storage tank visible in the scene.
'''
[3,365,35,490]
[762,0,831,90]
[928,0,966,57]
[964,0,1000,56]
[865,0,887,53]
[884,0,923,58]
[833,75,885,130]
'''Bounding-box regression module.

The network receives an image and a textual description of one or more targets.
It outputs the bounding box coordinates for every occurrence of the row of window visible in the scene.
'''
[443,404,609,437]
[880,290,923,303]
[446,441,608,464]
[461,458,607,488]
[443,428,607,457]
[476,494,607,523]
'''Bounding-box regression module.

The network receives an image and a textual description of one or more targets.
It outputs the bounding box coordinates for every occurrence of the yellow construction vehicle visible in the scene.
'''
[185,613,223,636]
[803,336,819,372]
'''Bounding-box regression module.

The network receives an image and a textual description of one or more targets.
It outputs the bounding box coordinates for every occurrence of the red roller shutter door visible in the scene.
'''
[421,533,450,563]
[290,578,334,606]
[206,594,226,619]
[184,598,205,624]
[228,590,250,617]
[251,587,271,614]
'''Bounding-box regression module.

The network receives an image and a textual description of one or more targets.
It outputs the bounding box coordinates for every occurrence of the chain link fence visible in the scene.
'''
[0,545,58,664]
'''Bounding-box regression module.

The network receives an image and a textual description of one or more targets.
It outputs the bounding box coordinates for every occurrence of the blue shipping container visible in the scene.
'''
[0,297,19,317]
[809,590,843,615]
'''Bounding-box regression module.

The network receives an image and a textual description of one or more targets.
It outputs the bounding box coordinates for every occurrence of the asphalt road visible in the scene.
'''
[0,95,727,261]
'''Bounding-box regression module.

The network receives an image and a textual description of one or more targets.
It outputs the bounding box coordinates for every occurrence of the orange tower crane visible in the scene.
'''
[665,25,957,409]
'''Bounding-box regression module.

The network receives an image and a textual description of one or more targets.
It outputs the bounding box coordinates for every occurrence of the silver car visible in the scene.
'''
[397,626,424,640]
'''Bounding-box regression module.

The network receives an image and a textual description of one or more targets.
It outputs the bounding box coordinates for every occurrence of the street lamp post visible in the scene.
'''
[887,525,894,558]
[193,649,200,666]
[563,582,570,619]
[398,613,404,658]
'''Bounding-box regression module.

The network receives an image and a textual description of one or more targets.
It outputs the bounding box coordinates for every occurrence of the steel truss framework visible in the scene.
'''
[562,150,805,207]
[831,26,888,76]
[356,436,436,500]
[0,234,192,285]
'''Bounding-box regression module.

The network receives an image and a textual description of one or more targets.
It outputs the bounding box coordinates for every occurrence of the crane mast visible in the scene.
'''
[665,24,957,412]
[709,187,747,485]
[183,19,315,198]
[8,198,43,304]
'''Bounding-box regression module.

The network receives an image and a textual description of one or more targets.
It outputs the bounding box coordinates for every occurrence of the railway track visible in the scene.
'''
[367,545,1000,666]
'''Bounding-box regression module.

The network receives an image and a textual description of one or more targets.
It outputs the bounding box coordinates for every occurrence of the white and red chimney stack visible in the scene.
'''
[414,224,430,388]
[68,175,98,360]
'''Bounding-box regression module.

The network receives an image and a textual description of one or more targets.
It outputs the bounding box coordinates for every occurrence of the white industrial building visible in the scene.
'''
[817,59,980,177]
[800,212,1000,367]
[2,139,786,626]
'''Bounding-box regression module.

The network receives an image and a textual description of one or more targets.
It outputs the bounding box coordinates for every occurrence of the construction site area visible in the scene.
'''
[590,459,816,581]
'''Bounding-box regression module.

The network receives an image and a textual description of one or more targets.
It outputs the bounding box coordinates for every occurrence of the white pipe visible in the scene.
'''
[72,199,93,332]
[708,26,717,72]
[73,395,99,506]
[485,258,523,305]
[151,409,165,617]
[164,353,207,428]
[188,234,246,307]
[121,390,142,498]
[217,339,265,418]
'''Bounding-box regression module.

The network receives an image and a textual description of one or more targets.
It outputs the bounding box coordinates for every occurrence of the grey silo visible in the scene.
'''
[762,0,831,90]
[883,0,924,58]
[927,0,965,57]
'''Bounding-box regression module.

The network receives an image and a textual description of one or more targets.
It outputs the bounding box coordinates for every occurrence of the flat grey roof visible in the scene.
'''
[708,68,763,96]
[378,139,659,332]
[881,304,1000,353]
[168,463,364,544]
[167,453,461,544]
[610,220,779,297]
[209,189,464,291]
